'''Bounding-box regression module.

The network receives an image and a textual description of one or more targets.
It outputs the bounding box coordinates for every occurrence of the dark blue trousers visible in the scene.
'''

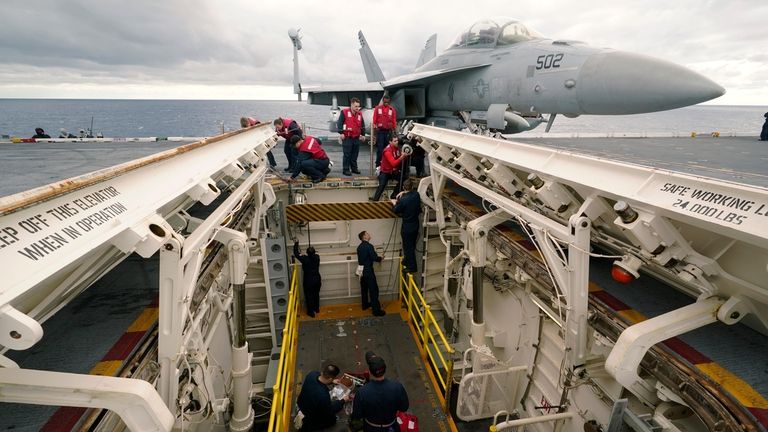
[303,277,321,314]
[342,137,360,173]
[374,129,392,166]
[299,158,330,181]
[401,227,418,272]
[372,172,402,201]
[266,150,277,167]
[284,139,297,169]
[360,271,382,313]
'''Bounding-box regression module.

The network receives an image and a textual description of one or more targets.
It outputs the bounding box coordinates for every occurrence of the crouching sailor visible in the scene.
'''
[296,364,348,431]
[290,135,331,183]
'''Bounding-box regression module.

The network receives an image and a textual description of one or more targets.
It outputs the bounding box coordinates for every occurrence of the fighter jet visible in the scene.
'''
[300,17,725,134]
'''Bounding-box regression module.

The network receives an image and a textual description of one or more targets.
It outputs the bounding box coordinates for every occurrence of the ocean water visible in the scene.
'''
[0,99,766,138]
[0,99,336,139]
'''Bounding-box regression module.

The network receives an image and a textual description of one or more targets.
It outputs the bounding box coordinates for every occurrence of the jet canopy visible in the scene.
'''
[448,17,543,49]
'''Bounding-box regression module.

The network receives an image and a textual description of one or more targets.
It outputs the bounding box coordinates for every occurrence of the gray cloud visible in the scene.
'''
[3,1,230,65]
[0,0,765,103]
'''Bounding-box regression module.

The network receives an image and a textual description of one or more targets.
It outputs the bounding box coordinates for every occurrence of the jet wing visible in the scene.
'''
[305,64,490,107]
[305,83,384,106]
[383,64,490,89]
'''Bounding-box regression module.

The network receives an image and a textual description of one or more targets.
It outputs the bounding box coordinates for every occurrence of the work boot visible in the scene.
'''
[343,170,352,176]
[373,310,386,317]
[352,169,361,174]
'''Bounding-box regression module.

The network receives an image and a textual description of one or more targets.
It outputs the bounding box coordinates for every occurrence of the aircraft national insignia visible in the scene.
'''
[473,79,489,99]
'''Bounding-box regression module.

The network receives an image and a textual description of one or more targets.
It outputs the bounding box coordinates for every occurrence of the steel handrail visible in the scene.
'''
[398,264,455,411]
[268,264,301,432]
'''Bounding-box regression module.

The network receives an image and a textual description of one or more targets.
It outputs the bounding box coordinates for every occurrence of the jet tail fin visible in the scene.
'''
[414,34,437,69]
[358,31,386,82]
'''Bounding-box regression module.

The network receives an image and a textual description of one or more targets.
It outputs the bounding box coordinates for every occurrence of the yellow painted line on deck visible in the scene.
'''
[697,363,768,409]
[90,360,123,376]
[126,307,159,332]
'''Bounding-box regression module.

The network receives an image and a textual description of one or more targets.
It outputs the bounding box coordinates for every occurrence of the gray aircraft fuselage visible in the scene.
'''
[306,17,724,133]
[416,40,723,117]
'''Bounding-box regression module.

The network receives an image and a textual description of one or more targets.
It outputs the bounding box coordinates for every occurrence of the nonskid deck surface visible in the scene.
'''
[444,186,768,425]
[0,141,190,197]
[292,302,455,432]
[0,137,378,198]
[585,249,768,424]
[0,254,159,431]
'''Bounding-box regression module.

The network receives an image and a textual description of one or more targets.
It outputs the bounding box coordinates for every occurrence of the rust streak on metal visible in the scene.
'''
[0,125,271,216]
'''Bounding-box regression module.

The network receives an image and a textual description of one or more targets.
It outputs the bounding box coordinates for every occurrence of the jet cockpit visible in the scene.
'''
[447,17,543,49]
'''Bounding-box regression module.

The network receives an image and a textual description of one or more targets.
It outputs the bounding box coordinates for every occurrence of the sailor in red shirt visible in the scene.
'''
[240,117,259,127]
[372,93,397,168]
[273,117,304,172]
[289,135,331,183]
[335,97,367,176]
[371,135,408,201]
[240,116,276,167]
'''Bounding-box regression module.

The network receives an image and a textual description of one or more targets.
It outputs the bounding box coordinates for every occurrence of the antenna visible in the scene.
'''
[288,28,303,101]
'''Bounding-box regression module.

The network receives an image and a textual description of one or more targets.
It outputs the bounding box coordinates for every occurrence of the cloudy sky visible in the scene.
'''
[1,0,765,105]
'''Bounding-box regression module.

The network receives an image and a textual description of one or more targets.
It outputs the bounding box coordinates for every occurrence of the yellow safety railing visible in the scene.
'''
[267,264,301,432]
[398,263,455,411]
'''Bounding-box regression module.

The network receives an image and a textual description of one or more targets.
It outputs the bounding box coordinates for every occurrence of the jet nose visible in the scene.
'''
[576,51,725,115]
